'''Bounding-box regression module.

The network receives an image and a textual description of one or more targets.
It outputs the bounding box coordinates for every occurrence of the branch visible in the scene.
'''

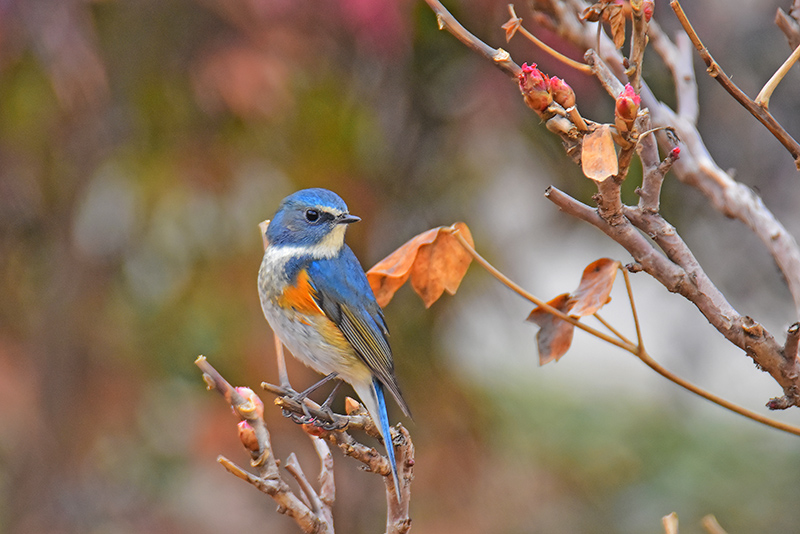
[195,356,330,534]
[670,0,800,168]
[424,0,520,78]
[265,380,414,525]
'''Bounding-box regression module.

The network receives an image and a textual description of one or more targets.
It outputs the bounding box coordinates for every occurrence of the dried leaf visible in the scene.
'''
[581,124,618,182]
[581,1,607,22]
[501,14,522,42]
[527,293,576,365]
[527,258,621,364]
[606,3,627,49]
[367,222,474,308]
[569,258,621,317]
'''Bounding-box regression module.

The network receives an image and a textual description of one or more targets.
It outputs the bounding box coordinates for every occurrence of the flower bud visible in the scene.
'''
[549,76,575,109]
[519,62,552,112]
[643,0,654,22]
[614,83,641,133]
[238,420,259,452]
[235,386,264,419]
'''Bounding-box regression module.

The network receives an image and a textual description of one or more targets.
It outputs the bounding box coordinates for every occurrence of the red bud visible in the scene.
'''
[614,83,641,132]
[238,420,259,452]
[235,387,264,418]
[519,62,552,112]
[643,0,654,22]
[549,76,575,109]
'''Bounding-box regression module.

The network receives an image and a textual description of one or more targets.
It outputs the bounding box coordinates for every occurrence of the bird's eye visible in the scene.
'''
[305,209,320,222]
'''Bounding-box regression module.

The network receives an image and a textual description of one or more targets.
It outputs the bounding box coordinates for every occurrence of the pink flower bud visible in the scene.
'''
[518,62,552,112]
[549,76,575,108]
[670,146,681,158]
[238,420,259,452]
[643,0,654,22]
[235,386,264,418]
[614,83,641,132]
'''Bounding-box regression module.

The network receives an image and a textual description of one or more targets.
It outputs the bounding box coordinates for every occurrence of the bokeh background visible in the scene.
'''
[2,0,800,532]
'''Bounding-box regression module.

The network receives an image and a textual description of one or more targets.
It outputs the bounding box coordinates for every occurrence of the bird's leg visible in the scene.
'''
[315,381,349,431]
[282,372,340,426]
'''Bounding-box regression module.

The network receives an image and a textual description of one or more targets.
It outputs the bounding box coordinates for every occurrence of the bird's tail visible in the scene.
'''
[355,378,402,502]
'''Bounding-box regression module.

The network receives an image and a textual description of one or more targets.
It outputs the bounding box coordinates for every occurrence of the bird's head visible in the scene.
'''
[266,188,360,256]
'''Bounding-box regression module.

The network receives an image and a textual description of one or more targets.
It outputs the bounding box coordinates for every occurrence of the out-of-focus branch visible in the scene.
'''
[775,1,800,50]
[670,0,800,168]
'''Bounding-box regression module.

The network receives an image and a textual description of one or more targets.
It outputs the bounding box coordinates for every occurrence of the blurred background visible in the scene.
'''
[2,0,800,532]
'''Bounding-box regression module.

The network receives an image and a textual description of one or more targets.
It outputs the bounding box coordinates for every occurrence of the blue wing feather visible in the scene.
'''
[306,246,411,418]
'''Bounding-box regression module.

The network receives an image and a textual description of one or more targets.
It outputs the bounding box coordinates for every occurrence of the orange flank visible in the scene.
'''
[278,269,324,316]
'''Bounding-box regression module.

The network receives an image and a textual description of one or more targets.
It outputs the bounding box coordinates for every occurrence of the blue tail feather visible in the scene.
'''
[374,378,401,501]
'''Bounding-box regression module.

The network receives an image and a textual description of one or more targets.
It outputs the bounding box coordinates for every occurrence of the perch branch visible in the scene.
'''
[195,356,329,534]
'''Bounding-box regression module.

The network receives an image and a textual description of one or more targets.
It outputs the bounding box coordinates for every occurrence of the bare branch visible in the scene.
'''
[776,3,800,50]
[195,356,330,533]
[424,0,520,78]
[670,0,800,167]
[755,43,800,108]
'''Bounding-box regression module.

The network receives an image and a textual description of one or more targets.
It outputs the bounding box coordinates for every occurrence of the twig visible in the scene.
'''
[424,0,520,78]
[275,333,291,390]
[785,322,800,362]
[626,0,648,92]
[449,227,636,353]
[702,514,730,534]
[506,4,593,74]
[662,512,679,534]
[670,0,800,168]
[776,4,800,50]
[755,43,800,108]
[195,356,329,533]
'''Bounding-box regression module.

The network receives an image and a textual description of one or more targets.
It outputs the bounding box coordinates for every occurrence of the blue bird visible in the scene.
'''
[258,188,411,500]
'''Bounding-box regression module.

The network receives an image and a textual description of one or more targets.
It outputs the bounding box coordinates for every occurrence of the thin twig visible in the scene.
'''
[755,43,800,108]
[449,227,636,353]
[702,514,730,534]
[507,4,592,74]
[620,266,644,351]
[425,0,520,77]
[626,0,648,92]
[671,0,800,168]
[275,333,290,390]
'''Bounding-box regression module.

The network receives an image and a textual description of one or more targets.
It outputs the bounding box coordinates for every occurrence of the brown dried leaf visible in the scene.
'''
[527,293,576,365]
[367,222,474,308]
[581,124,618,182]
[501,14,522,42]
[606,3,627,49]
[569,258,621,317]
[581,1,607,22]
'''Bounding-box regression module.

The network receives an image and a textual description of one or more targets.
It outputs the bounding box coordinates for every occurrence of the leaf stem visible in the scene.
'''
[450,228,635,352]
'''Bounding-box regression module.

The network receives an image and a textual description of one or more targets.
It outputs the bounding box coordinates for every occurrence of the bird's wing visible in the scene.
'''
[306,248,411,418]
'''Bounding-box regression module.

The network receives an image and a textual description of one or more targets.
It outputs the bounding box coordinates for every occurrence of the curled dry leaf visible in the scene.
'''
[367,222,474,308]
[527,258,621,364]
[581,124,618,181]
[570,258,621,317]
[527,293,576,365]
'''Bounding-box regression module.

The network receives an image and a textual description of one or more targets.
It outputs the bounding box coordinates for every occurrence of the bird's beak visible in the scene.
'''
[337,213,361,224]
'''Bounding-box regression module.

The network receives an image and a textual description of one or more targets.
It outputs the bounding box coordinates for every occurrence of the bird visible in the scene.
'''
[257,187,411,500]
